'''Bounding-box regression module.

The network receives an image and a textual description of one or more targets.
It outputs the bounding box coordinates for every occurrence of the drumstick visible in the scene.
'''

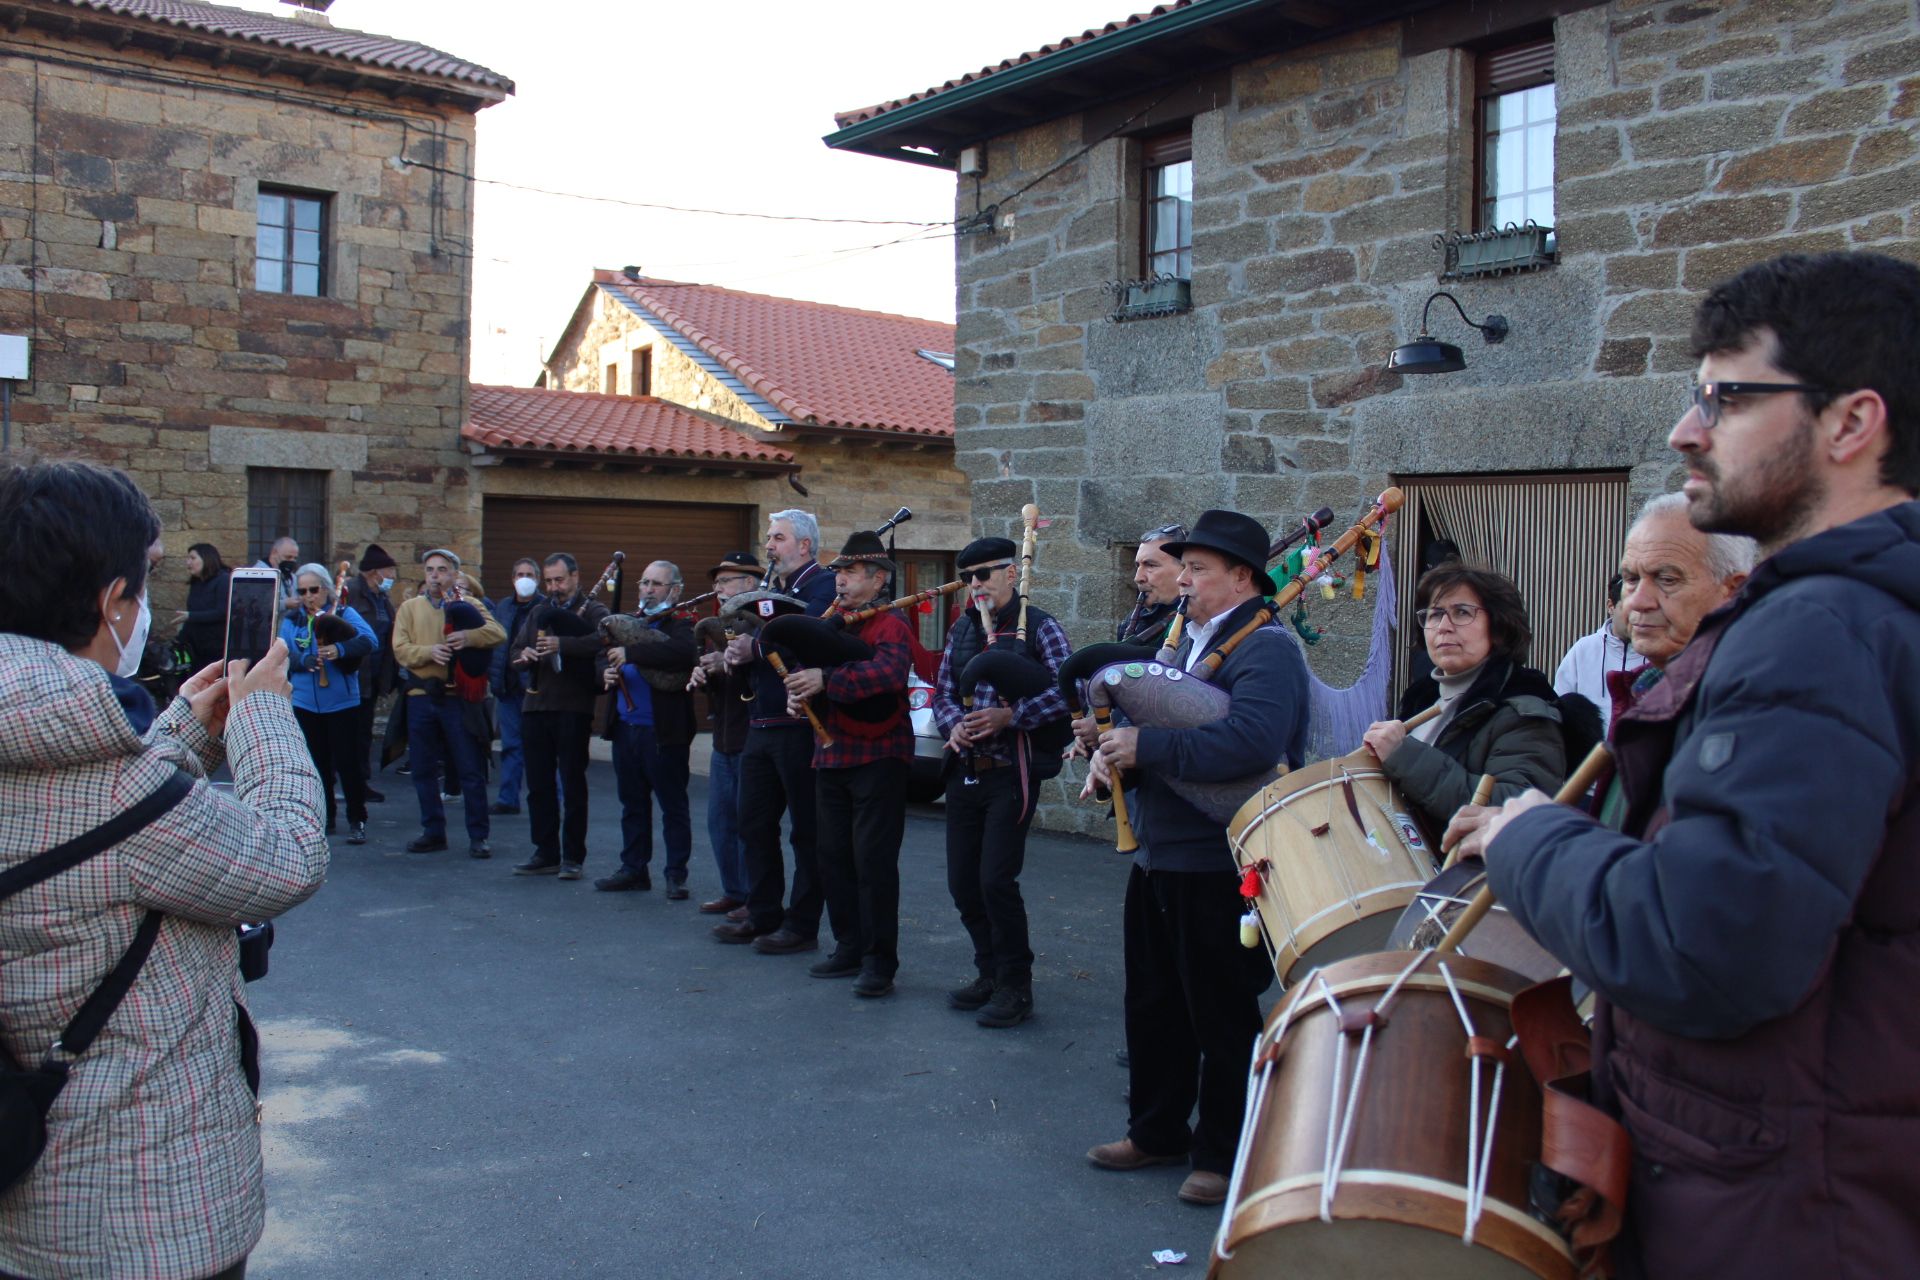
[1434,743,1614,956]
[768,652,834,749]
[1441,773,1499,869]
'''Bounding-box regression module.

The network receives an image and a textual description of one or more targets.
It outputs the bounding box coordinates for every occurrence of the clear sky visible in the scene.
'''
[220,0,1136,384]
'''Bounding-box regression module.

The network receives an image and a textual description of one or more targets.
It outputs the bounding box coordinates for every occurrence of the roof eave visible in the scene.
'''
[468,442,797,474]
[822,0,1446,166]
[8,1,513,111]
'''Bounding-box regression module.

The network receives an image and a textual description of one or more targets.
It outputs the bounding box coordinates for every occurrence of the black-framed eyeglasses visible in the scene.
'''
[1690,381,1832,429]
[1145,523,1187,544]
[961,562,1012,583]
[1416,602,1485,629]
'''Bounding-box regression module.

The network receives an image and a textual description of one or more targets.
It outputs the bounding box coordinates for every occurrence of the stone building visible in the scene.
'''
[0,0,510,611]
[477,269,969,642]
[829,0,1918,830]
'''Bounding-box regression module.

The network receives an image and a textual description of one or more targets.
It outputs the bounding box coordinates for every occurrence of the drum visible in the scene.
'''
[1389,861,1596,1020]
[1210,951,1576,1280]
[1227,751,1436,985]
[1387,859,1563,987]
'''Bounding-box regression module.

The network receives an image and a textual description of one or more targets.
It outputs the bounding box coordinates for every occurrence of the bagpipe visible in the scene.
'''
[305,559,363,686]
[437,572,495,699]
[1076,495,1397,851]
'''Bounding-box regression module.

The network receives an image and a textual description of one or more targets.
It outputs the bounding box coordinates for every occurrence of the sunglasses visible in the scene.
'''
[296,586,327,596]
[961,562,1012,583]
[1146,523,1188,543]
[1689,381,1833,429]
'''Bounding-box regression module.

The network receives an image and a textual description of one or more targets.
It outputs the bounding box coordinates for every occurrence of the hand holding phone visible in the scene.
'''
[224,567,281,672]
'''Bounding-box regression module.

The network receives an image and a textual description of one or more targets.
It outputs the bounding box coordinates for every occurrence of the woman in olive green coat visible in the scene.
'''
[1362,563,1570,843]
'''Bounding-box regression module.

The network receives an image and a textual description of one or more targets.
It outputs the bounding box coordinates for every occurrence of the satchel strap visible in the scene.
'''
[0,770,194,1069]
[0,770,194,903]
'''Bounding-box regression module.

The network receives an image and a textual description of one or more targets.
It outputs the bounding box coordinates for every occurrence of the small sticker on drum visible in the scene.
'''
[1392,814,1427,851]
[1104,668,1123,685]
[1124,662,1145,678]
[1146,663,1164,676]
[1166,669,1183,681]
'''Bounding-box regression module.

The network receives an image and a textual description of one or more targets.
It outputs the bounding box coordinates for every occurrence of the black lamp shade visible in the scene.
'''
[1386,338,1466,375]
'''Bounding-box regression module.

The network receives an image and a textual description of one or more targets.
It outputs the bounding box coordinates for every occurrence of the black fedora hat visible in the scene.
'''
[1161,510,1276,595]
[708,550,763,579]
[826,530,895,574]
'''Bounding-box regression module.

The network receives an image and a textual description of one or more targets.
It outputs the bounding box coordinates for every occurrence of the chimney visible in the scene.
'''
[280,0,334,27]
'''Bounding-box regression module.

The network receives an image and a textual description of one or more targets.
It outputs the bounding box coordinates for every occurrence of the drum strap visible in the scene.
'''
[1512,976,1630,1278]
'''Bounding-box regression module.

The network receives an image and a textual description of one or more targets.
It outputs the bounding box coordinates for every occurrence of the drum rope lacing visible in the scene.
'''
[1439,960,1517,1247]
[1314,952,1429,1224]
[1213,963,1327,1263]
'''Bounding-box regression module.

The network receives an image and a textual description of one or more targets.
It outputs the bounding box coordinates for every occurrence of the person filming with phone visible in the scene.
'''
[0,459,329,1280]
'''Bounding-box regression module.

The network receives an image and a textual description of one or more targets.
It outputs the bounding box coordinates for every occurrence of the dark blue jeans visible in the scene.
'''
[407,692,489,843]
[612,720,692,881]
[494,693,525,807]
[707,747,748,900]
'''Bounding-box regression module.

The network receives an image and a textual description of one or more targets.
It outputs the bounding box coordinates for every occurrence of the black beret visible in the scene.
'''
[957,536,1017,569]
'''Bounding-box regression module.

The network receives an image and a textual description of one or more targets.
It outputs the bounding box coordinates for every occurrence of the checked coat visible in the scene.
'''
[0,634,329,1280]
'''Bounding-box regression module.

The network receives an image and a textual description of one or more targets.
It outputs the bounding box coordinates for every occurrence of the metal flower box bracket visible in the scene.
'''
[1438,223,1556,281]
[1106,274,1193,323]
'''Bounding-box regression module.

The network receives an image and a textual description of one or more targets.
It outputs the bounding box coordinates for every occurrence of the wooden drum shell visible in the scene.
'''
[1227,751,1438,986]
[1210,952,1575,1280]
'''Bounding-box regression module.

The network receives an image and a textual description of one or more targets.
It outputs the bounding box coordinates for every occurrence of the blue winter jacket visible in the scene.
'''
[282,606,377,714]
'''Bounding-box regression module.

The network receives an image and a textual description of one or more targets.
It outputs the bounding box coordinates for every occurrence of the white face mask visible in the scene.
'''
[514,576,538,600]
[106,588,151,679]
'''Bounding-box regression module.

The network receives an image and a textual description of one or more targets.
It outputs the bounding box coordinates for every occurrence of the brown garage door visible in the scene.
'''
[482,497,755,605]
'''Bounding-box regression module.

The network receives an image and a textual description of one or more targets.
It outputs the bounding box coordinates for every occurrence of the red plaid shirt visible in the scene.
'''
[811,609,913,769]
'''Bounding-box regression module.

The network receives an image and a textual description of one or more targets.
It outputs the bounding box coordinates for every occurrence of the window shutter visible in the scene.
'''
[1477,38,1555,96]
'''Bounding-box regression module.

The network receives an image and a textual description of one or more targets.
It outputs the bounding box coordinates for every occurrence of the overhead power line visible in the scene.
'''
[399,158,948,227]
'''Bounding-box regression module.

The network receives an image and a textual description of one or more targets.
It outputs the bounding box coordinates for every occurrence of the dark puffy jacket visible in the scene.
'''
[339,574,397,699]
[180,570,230,672]
[1488,502,1920,1279]
[1383,657,1567,837]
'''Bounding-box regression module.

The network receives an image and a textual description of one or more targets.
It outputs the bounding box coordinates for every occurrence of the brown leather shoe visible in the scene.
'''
[1178,1170,1229,1205]
[711,920,775,944]
[751,928,818,956]
[1086,1138,1187,1172]
[725,906,750,922]
[699,895,744,915]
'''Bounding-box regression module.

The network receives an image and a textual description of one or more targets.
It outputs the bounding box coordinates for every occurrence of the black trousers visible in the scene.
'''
[522,708,592,865]
[1123,863,1273,1175]
[294,705,367,825]
[817,757,909,976]
[943,767,1035,987]
[738,725,822,935]
[353,694,380,781]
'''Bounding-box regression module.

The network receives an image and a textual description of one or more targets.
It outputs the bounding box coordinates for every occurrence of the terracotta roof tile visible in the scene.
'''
[464,385,795,469]
[834,2,1193,128]
[51,0,513,94]
[594,271,955,439]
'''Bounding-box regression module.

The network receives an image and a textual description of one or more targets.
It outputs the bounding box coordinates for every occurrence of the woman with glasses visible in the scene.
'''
[281,563,378,844]
[1361,562,1568,840]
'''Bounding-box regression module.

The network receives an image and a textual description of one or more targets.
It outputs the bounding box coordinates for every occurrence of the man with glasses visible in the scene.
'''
[596,560,698,897]
[1456,252,1920,1277]
[507,553,609,880]
[933,536,1072,1028]
[688,552,764,916]
[712,510,838,952]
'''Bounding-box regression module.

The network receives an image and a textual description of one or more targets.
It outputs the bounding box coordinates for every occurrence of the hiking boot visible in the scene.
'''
[947,975,994,1011]
[976,984,1033,1028]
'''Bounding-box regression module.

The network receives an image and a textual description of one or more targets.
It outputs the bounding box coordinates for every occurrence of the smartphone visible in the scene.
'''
[224,567,281,671]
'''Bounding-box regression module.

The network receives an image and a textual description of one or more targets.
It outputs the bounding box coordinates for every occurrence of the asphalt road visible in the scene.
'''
[246,759,1228,1278]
